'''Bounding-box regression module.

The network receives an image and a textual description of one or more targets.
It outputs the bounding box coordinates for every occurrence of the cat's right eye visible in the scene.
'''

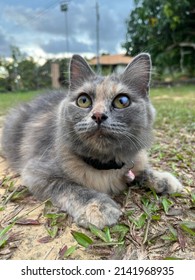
[76,94,92,108]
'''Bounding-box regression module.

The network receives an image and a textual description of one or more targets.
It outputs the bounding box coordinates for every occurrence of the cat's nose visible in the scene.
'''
[91,112,108,125]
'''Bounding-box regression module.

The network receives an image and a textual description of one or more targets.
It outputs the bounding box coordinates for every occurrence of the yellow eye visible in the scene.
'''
[113,94,130,109]
[77,94,92,108]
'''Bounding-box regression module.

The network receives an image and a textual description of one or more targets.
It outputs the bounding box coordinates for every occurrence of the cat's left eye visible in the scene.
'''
[76,94,92,108]
[112,94,131,109]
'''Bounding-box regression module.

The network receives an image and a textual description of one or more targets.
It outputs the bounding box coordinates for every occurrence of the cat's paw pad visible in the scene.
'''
[76,198,121,229]
[152,171,183,194]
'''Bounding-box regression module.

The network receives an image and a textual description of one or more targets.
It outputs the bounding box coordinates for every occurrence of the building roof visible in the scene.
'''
[89,54,133,66]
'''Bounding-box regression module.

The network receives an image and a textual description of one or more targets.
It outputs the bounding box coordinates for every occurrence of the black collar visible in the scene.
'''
[82,156,124,170]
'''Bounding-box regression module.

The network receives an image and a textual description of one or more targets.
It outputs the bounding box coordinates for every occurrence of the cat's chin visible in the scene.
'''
[75,132,116,158]
[85,127,117,144]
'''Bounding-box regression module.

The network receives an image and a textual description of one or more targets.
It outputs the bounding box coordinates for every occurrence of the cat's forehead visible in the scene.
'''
[97,77,124,96]
[77,76,129,98]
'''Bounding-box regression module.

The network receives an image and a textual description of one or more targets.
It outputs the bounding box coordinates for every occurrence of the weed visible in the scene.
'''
[43,201,67,238]
[0,223,15,248]
[71,231,93,248]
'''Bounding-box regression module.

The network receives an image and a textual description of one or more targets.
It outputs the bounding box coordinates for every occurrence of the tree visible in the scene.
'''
[0,46,52,92]
[123,0,195,76]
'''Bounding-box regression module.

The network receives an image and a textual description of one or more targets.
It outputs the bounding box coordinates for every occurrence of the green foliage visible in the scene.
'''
[128,212,148,229]
[123,0,195,76]
[43,201,67,238]
[180,222,195,237]
[62,245,77,258]
[0,223,15,248]
[161,225,178,241]
[71,231,93,248]
[0,46,69,92]
[89,224,111,243]
[161,197,173,214]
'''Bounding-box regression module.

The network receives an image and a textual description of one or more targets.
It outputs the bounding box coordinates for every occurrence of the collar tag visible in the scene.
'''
[127,170,135,181]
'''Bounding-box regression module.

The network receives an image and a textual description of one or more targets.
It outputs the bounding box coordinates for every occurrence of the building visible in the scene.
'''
[89,54,133,74]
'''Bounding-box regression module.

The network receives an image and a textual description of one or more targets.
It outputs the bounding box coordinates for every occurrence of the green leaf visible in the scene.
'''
[170,192,184,198]
[63,245,77,258]
[161,234,177,242]
[161,225,177,242]
[137,213,147,229]
[161,197,173,214]
[168,225,177,238]
[44,202,67,239]
[161,235,174,241]
[191,193,195,204]
[129,213,147,229]
[10,188,29,201]
[46,225,58,238]
[0,235,9,248]
[71,231,93,248]
[181,221,195,229]
[141,196,150,207]
[0,223,14,238]
[104,226,112,242]
[111,224,129,242]
[0,206,5,211]
[89,224,109,243]
[176,154,184,161]
[164,256,183,260]
[0,223,15,248]
[43,200,56,216]
[45,212,65,221]
[180,224,195,236]
[149,188,159,200]
[125,210,134,216]
[151,214,161,221]
[111,224,129,234]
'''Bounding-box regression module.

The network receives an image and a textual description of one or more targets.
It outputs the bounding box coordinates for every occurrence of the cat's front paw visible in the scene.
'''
[75,196,121,229]
[150,171,183,194]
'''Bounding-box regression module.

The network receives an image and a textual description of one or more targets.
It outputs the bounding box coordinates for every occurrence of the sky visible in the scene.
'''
[0,0,134,60]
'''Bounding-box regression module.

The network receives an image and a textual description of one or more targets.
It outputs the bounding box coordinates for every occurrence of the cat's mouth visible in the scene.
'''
[87,126,116,141]
[75,122,119,145]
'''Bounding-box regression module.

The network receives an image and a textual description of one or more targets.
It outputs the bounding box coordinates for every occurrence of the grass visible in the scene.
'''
[0,91,40,116]
[151,85,195,131]
[0,85,195,259]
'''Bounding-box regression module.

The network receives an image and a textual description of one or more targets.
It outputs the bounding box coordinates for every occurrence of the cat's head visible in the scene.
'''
[61,54,155,162]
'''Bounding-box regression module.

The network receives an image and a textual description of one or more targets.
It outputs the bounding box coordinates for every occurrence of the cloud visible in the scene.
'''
[0,0,131,57]
[41,37,93,54]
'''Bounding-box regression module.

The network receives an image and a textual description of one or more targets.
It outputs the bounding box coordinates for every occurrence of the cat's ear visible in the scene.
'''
[69,55,95,90]
[121,53,151,96]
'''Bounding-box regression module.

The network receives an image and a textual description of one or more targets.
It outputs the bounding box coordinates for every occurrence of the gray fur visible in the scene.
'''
[1,54,183,228]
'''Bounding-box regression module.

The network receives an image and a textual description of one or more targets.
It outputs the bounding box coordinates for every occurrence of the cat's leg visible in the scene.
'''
[134,169,183,194]
[54,186,122,229]
[21,159,121,229]
[132,150,183,194]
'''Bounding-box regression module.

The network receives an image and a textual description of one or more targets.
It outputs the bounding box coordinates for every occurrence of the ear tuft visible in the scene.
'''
[121,53,151,95]
[69,55,95,90]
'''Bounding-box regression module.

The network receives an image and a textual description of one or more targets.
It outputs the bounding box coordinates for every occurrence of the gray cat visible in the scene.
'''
[1,53,183,228]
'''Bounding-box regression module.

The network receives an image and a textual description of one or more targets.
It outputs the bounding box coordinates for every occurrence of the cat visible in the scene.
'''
[1,53,183,229]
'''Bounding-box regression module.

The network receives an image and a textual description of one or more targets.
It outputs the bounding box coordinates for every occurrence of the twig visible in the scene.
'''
[143,218,151,244]
[44,246,54,260]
